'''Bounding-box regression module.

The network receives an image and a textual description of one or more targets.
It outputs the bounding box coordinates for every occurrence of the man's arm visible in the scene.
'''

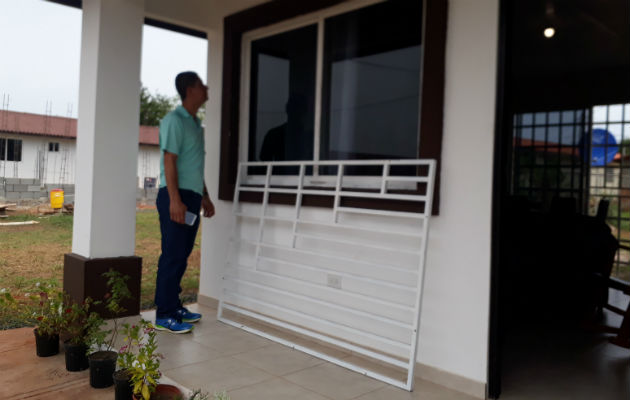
[163,151,187,224]
[201,183,215,218]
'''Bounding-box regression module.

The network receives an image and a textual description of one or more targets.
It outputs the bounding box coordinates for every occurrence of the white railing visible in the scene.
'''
[217,159,436,391]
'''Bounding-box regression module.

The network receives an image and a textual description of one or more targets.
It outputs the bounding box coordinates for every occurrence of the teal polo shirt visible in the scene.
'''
[159,106,205,195]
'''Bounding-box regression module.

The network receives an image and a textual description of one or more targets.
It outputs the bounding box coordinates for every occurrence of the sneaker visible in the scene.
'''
[175,307,202,323]
[154,318,193,334]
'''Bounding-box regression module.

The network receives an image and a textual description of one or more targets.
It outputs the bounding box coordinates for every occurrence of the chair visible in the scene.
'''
[592,199,630,348]
[594,259,630,349]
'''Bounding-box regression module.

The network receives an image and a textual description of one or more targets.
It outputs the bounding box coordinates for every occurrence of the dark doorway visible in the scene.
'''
[490,0,630,398]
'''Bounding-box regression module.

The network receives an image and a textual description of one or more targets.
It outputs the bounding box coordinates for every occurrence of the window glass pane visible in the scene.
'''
[608,104,623,122]
[0,139,5,161]
[248,24,317,165]
[592,105,608,123]
[320,0,422,169]
[7,139,21,161]
[521,113,533,125]
[534,112,546,125]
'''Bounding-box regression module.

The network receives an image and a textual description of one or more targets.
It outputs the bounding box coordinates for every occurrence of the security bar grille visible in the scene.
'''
[511,104,630,281]
[217,159,436,391]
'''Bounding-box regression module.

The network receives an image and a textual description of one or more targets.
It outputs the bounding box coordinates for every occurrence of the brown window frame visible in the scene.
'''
[219,0,447,214]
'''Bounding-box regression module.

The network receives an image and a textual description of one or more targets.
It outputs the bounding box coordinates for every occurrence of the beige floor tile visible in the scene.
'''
[354,379,479,400]
[290,335,352,360]
[228,377,330,400]
[140,309,156,322]
[157,332,223,371]
[165,356,272,394]
[233,343,324,376]
[189,318,237,338]
[284,362,385,400]
[185,303,216,315]
[341,354,407,382]
[191,326,273,356]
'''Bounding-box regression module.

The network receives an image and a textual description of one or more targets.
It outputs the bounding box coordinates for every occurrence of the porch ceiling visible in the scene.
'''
[49,0,271,32]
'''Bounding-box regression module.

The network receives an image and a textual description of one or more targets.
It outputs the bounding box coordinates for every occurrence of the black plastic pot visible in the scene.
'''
[113,369,134,400]
[64,341,89,371]
[34,329,59,357]
[88,350,118,388]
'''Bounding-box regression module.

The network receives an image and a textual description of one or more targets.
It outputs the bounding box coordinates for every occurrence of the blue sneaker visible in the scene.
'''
[155,318,193,334]
[175,307,202,323]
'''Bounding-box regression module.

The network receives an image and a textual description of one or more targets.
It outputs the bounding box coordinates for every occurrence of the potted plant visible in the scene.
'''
[0,282,63,356]
[32,289,65,357]
[114,319,159,400]
[126,320,166,399]
[151,383,184,400]
[114,321,135,400]
[85,269,133,389]
[61,296,101,371]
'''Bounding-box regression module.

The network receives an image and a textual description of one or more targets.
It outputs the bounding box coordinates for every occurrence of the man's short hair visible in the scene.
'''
[175,71,199,101]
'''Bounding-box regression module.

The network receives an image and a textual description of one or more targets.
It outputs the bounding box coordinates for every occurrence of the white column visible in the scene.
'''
[72,0,145,258]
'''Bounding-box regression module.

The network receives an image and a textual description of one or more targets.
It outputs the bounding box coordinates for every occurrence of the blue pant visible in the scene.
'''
[155,187,201,319]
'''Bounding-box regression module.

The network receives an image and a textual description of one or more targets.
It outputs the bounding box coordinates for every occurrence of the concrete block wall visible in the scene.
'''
[0,178,156,205]
[0,178,76,205]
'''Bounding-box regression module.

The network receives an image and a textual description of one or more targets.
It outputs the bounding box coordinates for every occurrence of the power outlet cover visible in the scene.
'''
[327,274,342,289]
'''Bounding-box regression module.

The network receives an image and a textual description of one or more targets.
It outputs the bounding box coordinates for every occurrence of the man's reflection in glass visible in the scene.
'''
[260,93,312,162]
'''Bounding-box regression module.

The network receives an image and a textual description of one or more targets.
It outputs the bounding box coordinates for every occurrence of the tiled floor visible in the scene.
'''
[500,290,630,400]
[1,304,478,400]
[3,301,628,399]
[158,304,478,400]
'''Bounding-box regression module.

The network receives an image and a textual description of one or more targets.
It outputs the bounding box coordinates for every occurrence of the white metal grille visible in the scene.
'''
[217,159,436,391]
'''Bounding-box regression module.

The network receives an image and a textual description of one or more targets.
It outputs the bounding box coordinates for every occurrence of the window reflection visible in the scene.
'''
[248,25,316,164]
[320,0,422,169]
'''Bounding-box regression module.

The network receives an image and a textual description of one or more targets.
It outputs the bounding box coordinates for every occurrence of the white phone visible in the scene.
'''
[185,211,198,226]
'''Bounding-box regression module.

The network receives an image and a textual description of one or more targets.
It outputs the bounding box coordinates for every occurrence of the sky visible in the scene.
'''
[0,0,207,118]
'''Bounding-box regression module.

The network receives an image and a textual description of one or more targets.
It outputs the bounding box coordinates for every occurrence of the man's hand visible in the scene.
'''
[202,195,215,218]
[170,199,187,224]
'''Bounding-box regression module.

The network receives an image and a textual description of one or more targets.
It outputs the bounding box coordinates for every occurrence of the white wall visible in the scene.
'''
[198,0,499,387]
[0,134,76,184]
[0,134,39,180]
[137,144,161,187]
[417,0,498,383]
[0,133,159,188]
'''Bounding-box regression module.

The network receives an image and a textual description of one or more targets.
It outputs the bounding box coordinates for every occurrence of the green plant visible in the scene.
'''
[179,389,230,400]
[32,287,65,337]
[123,319,163,400]
[0,289,22,330]
[213,390,230,400]
[61,296,102,345]
[0,281,64,332]
[84,269,133,353]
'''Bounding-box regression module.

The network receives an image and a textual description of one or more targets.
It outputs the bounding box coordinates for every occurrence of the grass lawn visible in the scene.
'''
[0,210,200,328]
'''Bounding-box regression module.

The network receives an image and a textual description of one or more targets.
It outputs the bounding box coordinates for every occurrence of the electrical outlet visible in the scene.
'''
[327,274,342,289]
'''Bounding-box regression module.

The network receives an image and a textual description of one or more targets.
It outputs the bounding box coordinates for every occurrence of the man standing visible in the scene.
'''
[154,71,215,333]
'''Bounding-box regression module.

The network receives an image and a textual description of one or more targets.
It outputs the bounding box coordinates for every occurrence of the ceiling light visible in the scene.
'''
[544,27,555,38]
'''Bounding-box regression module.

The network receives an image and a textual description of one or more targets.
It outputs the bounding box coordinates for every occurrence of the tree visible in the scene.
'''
[139,86,176,126]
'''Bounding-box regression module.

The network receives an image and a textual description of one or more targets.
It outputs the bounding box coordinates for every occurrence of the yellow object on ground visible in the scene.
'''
[50,189,64,209]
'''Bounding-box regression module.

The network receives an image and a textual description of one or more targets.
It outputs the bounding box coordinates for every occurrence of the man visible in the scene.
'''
[154,71,215,333]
